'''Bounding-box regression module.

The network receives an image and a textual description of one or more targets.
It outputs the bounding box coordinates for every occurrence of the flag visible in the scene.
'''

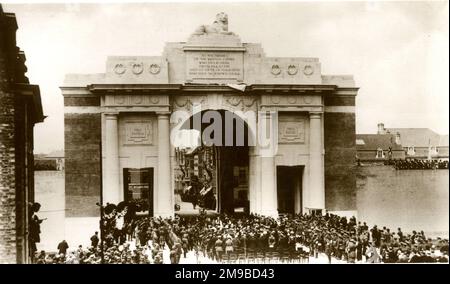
[227,83,247,92]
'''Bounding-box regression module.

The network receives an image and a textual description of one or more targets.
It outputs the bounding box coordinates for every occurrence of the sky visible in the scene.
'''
[3,1,449,154]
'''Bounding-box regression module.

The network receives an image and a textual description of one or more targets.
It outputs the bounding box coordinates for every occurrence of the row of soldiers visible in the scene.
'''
[387,159,449,170]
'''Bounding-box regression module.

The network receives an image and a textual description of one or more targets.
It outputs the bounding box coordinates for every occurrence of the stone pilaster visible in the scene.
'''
[258,112,278,217]
[308,112,325,210]
[103,113,121,205]
[248,146,259,214]
[156,112,173,217]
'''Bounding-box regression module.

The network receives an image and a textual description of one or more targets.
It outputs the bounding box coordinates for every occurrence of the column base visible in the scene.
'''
[154,211,174,218]
[326,210,358,220]
[258,210,279,218]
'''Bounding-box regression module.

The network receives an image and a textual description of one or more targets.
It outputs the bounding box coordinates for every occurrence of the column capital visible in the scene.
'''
[104,112,119,119]
[309,111,323,119]
[156,111,171,117]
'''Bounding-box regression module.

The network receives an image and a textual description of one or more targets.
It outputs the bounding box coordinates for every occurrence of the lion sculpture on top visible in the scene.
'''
[193,12,234,35]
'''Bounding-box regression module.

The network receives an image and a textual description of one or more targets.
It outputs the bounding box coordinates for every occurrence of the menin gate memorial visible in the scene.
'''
[62,13,358,218]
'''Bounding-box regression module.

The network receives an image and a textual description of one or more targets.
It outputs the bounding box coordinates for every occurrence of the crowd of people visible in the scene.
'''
[386,159,449,170]
[35,202,449,264]
[179,176,217,211]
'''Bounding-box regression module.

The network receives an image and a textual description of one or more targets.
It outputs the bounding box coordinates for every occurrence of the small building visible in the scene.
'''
[356,133,404,162]
[35,150,65,171]
[356,123,449,163]
[384,126,449,160]
[0,5,44,264]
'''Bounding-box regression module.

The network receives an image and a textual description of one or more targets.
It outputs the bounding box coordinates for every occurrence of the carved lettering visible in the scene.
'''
[186,52,243,81]
[125,122,153,145]
[278,120,305,144]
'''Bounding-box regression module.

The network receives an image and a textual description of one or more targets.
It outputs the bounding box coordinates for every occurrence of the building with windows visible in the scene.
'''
[356,123,449,162]
[384,126,449,160]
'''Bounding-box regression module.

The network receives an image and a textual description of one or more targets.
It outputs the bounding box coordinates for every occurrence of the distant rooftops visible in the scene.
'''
[356,134,403,151]
[385,128,447,147]
[356,123,449,161]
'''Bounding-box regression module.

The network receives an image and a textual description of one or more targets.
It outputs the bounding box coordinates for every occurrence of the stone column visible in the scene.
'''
[308,112,325,210]
[260,156,278,217]
[104,113,121,205]
[248,146,257,214]
[258,112,278,217]
[156,112,173,217]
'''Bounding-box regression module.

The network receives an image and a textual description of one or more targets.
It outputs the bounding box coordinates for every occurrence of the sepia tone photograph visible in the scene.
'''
[0,0,448,266]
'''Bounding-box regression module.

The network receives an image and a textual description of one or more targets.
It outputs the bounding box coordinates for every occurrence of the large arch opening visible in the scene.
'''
[173,109,255,215]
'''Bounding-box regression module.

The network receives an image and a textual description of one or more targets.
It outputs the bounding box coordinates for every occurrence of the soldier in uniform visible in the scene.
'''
[214,237,224,262]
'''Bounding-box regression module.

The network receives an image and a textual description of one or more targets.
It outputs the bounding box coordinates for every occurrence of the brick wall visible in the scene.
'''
[64,96,100,107]
[0,11,17,262]
[64,113,101,217]
[0,88,17,264]
[324,112,357,211]
[0,5,42,263]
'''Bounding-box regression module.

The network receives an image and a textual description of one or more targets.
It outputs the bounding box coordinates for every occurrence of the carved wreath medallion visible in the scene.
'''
[303,65,314,76]
[271,64,281,75]
[287,96,297,104]
[270,95,281,104]
[287,65,298,75]
[132,63,144,75]
[149,64,161,75]
[114,63,126,75]
[150,96,160,104]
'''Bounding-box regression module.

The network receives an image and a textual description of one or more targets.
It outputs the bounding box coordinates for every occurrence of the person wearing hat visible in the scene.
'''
[57,240,69,256]
[90,231,99,248]
[214,237,224,262]
[325,239,333,264]
[173,238,183,263]
[225,237,234,259]
[154,253,163,264]
[268,233,276,251]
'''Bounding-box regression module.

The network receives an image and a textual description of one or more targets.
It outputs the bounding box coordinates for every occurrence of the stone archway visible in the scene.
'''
[173,109,255,214]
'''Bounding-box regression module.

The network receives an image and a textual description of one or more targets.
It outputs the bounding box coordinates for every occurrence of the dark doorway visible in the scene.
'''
[276,166,303,215]
[179,109,252,214]
[217,146,249,214]
[123,168,154,216]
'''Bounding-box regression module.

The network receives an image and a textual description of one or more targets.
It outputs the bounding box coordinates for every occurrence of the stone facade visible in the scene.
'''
[0,5,44,263]
[62,14,358,219]
[324,112,356,211]
[64,113,101,217]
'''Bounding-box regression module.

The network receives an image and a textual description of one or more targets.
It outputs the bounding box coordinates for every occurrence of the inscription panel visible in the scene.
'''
[125,121,153,145]
[186,51,243,82]
[278,118,305,144]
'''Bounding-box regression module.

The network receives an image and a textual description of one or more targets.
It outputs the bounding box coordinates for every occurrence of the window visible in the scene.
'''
[376,148,385,159]
[429,146,438,156]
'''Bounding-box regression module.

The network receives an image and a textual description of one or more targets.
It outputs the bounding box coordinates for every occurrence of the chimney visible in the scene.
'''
[377,123,386,134]
[395,132,401,145]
